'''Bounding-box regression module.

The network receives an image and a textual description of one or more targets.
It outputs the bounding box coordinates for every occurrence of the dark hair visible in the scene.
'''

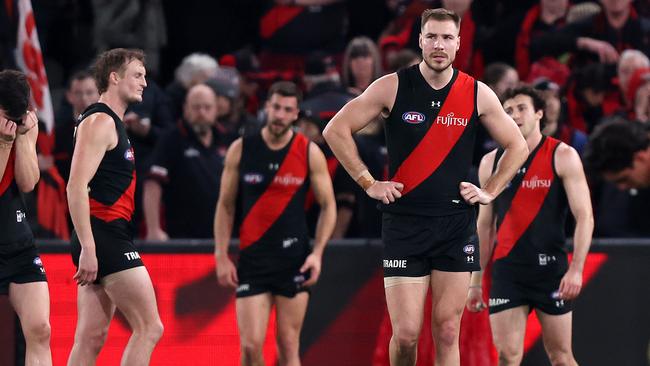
[0,69,31,121]
[67,70,94,89]
[267,81,302,104]
[92,48,145,94]
[502,85,547,129]
[483,62,515,87]
[583,119,650,174]
[421,8,461,30]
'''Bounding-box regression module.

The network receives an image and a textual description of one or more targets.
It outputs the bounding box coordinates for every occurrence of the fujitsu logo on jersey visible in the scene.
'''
[521,175,551,189]
[273,173,304,187]
[435,112,468,127]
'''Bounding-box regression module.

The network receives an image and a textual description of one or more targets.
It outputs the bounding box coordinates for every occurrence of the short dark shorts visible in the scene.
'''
[489,257,571,315]
[382,210,480,277]
[236,259,311,299]
[71,218,143,283]
[0,243,47,295]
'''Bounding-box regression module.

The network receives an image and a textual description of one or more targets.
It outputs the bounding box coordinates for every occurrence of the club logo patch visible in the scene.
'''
[124,148,135,161]
[243,173,264,184]
[463,244,475,255]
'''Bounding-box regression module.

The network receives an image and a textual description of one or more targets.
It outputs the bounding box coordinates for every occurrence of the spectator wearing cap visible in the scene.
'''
[342,36,383,96]
[143,84,225,240]
[165,53,219,121]
[206,67,261,148]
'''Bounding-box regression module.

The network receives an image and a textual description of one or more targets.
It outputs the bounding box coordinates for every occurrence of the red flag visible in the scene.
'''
[15,0,54,133]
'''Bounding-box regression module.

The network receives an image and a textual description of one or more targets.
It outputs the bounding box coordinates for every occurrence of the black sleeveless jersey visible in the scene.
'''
[0,147,33,250]
[74,103,136,223]
[492,136,568,265]
[382,65,478,216]
[238,131,311,263]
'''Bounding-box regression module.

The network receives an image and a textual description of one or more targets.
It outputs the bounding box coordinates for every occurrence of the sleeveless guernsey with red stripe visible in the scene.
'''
[492,136,568,265]
[74,103,136,223]
[0,147,33,249]
[237,131,311,276]
[382,65,478,216]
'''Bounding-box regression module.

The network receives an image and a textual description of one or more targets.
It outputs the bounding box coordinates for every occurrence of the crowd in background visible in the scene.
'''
[1,0,650,240]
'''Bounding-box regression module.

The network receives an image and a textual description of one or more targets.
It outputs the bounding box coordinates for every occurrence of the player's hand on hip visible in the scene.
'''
[74,247,98,286]
[300,253,322,287]
[558,267,582,300]
[459,182,494,205]
[466,287,487,312]
[216,255,238,289]
[366,181,404,204]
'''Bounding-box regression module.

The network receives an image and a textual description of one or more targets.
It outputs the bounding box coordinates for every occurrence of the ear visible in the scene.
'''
[456,35,461,53]
[109,71,120,86]
[418,32,423,50]
[535,108,544,122]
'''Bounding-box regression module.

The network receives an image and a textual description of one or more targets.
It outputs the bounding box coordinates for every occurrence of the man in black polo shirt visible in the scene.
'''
[143,83,225,239]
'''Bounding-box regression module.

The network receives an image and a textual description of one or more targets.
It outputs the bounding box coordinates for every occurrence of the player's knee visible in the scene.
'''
[24,320,51,344]
[431,319,459,349]
[241,338,264,359]
[547,348,574,366]
[140,319,164,344]
[276,332,299,355]
[496,344,523,365]
[77,327,110,353]
[393,325,419,352]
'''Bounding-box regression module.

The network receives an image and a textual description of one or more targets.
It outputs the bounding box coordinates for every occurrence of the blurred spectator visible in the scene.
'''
[54,70,99,182]
[631,70,650,122]
[584,119,650,189]
[92,0,167,77]
[617,49,650,105]
[342,36,383,95]
[221,48,263,115]
[531,0,650,69]
[206,67,261,148]
[258,0,348,72]
[386,48,421,73]
[535,79,588,154]
[143,84,225,240]
[475,63,519,164]
[564,63,620,133]
[516,0,569,81]
[298,52,355,237]
[483,62,520,100]
[165,53,219,120]
[125,78,174,235]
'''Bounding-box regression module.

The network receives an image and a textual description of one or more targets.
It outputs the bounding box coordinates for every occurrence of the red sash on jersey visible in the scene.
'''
[391,71,474,195]
[89,170,136,222]
[0,147,15,196]
[260,6,304,39]
[240,134,309,250]
[493,138,560,260]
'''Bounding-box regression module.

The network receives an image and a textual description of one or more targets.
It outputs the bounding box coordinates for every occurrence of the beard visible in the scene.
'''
[422,53,454,73]
[191,123,211,136]
[268,119,292,138]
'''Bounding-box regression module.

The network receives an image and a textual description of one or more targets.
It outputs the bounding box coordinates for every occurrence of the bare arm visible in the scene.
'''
[323,74,396,181]
[67,114,116,285]
[324,74,403,202]
[143,179,168,241]
[13,111,40,192]
[476,82,528,198]
[555,143,594,300]
[467,150,498,312]
[214,138,242,288]
[301,143,337,287]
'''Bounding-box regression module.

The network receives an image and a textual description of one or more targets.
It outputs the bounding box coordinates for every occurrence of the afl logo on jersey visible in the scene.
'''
[402,111,426,124]
[124,148,135,161]
[463,244,475,255]
[243,173,264,184]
